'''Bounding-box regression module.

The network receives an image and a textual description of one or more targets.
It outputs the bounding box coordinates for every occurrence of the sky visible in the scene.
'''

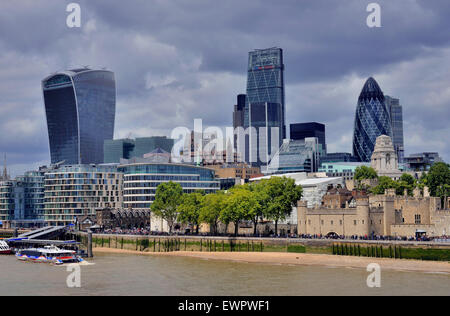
[0,0,449,176]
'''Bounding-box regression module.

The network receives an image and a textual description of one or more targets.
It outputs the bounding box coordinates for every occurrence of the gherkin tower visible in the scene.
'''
[352,77,393,162]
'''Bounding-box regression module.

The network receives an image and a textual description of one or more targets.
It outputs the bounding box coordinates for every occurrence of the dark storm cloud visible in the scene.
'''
[0,0,449,176]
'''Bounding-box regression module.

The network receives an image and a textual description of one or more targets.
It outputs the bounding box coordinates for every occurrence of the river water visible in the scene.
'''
[0,253,448,296]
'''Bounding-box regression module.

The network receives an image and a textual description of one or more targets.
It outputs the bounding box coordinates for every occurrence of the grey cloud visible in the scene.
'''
[0,0,449,176]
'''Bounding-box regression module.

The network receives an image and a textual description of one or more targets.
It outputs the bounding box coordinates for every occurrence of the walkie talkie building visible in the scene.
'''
[42,68,116,164]
[352,77,393,162]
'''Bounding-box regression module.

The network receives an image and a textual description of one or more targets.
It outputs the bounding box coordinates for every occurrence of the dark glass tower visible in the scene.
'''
[245,48,285,139]
[385,95,404,163]
[290,122,326,153]
[248,102,283,166]
[352,77,393,162]
[42,68,116,164]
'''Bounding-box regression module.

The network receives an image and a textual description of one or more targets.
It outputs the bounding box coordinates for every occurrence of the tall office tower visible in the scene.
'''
[233,94,246,154]
[290,122,327,158]
[233,94,246,131]
[245,47,285,139]
[385,95,405,163]
[42,68,116,165]
[352,77,393,162]
[248,102,283,167]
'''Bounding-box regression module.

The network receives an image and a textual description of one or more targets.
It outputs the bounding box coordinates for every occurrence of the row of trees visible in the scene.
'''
[150,177,303,236]
[354,162,450,206]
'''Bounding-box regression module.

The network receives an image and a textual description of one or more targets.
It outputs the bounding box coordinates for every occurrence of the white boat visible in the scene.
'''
[0,240,12,254]
[16,245,84,265]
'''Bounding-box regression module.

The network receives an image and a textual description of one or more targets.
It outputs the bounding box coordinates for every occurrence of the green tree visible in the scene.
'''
[220,188,259,236]
[424,162,450,207]
[151,181,183,234]
[236,182,269,236]
[370,176,398,195]
[199,191,226,235]
[354,166,378,181]
[426,162,450,196]
[178,192,204,234]
[397,173,416,196]
[263,177,303,236]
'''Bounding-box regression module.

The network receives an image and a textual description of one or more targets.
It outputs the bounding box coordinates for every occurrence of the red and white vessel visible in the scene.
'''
[0,240,12,254]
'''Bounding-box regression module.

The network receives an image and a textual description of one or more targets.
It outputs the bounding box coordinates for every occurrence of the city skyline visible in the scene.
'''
[0,1,449,176]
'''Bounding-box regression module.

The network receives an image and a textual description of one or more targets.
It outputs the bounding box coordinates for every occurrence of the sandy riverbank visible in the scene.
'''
[93,248,450,274]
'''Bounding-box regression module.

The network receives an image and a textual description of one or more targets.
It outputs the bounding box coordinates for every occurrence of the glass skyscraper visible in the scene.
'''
[245,48,285,139]
[42,68,116,164]
[385,95,405,163]
[248,102,283,166]
[352,77,393,162]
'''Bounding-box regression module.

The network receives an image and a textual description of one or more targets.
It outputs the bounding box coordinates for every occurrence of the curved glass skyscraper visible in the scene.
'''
[352,77,392,162]
[42,68,116,164]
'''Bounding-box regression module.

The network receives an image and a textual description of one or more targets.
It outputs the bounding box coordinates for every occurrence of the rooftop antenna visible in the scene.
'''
[3,153,8,180]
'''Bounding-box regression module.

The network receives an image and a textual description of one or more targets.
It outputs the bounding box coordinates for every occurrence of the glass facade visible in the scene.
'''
[385,96,405,163]
[119,163,220,209]
[266,138,320,174]
[0,170,46,228]
[248,102,283,166]
[245,48,285,139]
[104,137,174,163]
[353,77,393,162]
[42,69,116,164]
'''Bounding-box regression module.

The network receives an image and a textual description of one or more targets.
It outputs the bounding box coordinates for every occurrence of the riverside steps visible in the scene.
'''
[75,232,450,262]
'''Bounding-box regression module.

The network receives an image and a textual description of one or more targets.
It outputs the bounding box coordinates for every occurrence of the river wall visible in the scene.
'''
[77,233,450,262]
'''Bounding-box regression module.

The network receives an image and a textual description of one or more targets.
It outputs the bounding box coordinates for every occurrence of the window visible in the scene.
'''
[354,220,357,226]
[415,214,421,224]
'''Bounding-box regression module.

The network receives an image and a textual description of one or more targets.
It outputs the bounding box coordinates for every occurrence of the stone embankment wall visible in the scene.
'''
[76,233,450,261]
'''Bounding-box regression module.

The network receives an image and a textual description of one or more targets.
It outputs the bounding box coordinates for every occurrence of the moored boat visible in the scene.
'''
[15,245,84,265]
[0,240,12,254]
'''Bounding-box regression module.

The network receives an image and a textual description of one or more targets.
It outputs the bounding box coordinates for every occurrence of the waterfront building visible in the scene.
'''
[370,135,402,180]
[385,96,405,163]
[352,77,393,162]
[404,152,443,171]
[44,165,123,226]
[290,122,326,156]
[104,136,174,163]
[245,47,286,141]
[297,187,450,238]
[0,169,46,229]
[42,68,116,165]
[119,161,220,210]
[266,138,320,174]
